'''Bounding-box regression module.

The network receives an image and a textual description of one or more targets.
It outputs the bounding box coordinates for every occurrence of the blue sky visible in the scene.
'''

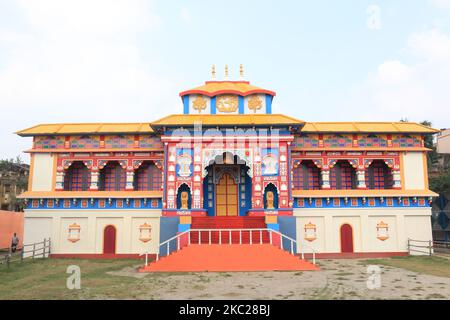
[1,0,450,161]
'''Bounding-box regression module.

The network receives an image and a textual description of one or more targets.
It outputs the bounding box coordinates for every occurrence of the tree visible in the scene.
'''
[430,168,450,194]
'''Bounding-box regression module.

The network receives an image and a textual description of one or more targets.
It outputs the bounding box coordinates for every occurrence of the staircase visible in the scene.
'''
[139,244,319,272]
[190,216,269,244]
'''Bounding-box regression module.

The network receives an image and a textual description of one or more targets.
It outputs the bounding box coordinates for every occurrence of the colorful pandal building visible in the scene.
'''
[17,71,439,267]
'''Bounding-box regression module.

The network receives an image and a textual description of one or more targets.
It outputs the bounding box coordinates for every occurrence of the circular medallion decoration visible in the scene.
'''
[216,95,238,113]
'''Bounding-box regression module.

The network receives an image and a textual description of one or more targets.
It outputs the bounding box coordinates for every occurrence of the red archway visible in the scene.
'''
[340,224,354,253]
[103,225,117,254]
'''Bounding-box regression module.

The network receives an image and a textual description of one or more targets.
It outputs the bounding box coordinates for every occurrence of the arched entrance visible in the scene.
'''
[103,225,117,254]
[203,152,252,217]
[340,224,354,253]
[216,173,238,216]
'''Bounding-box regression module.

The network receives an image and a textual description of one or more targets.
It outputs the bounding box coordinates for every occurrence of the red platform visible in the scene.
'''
[139,244,319,272]
[190,216,270,244]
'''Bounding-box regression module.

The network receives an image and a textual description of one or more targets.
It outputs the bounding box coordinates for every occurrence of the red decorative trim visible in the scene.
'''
[50,253,149,260]
[179,84,276,97]
[301,252,408,259]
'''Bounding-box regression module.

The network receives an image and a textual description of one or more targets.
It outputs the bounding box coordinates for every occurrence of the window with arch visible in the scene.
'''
[64,161,90,191]
[366,160,393,189]
[99,161,126,191]
[134,161,162,191]
[292,160,321,190]
[330,160,357,189]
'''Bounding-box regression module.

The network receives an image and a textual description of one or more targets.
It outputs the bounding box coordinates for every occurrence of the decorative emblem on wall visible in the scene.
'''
[262,154,278,176]
[139,223,152,243]
[192,95,207,113]
[176,154,193,177]
[248,95,262,113]
[216,95,238,113]
[376,221,389,241]
[304,222,317,242]
[68,223,81,243]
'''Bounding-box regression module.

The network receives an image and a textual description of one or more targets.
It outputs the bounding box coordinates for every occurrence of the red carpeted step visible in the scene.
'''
[139,244,319,272]
[190,217,269,244]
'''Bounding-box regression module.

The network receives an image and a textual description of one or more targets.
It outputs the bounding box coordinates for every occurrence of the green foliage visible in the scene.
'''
[430,169,450,194]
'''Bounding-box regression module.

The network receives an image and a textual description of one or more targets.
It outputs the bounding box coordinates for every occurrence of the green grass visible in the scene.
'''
[0,258,141,300]
[363,256,450,278]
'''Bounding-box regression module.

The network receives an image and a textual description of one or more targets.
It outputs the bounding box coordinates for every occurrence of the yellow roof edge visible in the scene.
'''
[16,122,155,136]
[301,121,439,133]
[151,114,305,126]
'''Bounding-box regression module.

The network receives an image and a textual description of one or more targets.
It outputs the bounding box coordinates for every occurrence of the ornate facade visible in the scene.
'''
[17,75,438,258]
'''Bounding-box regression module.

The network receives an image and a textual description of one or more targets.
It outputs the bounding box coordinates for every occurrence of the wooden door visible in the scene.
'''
[216,173,238,216]
[103,225,116,254]
[340,224,354,253]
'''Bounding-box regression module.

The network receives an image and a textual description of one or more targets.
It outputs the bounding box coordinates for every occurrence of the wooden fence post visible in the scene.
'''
[43,239,46,258]
[48,238,51,256]
[32,243,36,260]
[429,240,432,256]
[407,238,410,255]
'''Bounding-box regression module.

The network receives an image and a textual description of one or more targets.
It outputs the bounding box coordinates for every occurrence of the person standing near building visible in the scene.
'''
[11,233,19,253]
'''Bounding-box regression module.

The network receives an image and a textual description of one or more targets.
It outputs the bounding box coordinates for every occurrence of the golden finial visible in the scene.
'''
[211,64,216,79]
[225,64,229,79]
[240,64,244,78]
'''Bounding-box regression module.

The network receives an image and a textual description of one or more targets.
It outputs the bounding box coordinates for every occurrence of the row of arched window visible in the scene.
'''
[63,160,162,191]
[293,160,394,190]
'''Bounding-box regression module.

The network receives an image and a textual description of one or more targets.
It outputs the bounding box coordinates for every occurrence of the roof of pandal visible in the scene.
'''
[16,123,154,136]
[301,122,439,134]
[16,119,438,136]
[179,81,276,97]
[150,114,304,128]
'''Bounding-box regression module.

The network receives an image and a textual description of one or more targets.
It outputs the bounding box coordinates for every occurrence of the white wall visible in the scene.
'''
[23,210,161,255]
[31,154,54,191]
[402,152,425,190]
[294,207,433,255]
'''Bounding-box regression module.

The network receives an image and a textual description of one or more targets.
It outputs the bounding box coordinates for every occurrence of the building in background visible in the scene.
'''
[16,70,439,261]
[0,160,29,211]
[431,128,450,241]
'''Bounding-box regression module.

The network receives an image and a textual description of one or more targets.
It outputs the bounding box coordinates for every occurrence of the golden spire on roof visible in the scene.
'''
[239,64,244,78]
[211,64,216,79]
[225,64,229,79]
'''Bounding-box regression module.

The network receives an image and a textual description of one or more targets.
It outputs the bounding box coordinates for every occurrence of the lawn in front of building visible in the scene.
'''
[0,255,449,300]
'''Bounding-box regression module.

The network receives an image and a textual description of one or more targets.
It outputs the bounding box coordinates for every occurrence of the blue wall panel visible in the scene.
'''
[159,217,179,256]
[278,216,297,253]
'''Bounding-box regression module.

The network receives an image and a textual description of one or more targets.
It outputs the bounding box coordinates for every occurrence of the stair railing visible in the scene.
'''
[140,228,317,267]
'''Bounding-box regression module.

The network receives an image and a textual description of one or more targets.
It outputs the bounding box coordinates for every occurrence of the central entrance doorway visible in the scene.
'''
[216,173,238,216]
[203,152,252,217]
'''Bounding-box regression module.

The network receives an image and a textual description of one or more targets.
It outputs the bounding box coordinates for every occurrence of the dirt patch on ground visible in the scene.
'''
[104,259,450,300]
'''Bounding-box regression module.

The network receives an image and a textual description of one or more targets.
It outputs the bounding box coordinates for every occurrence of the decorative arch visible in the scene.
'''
[176,183,192,210]
[264,183,279,210]
[64,161,91,191]
[365,160,394,189]
[330,160,357,190]
[292,160,321,190]
[134,160,162,191]
[202,149,253,177]
[328,158,358,169]
[99,161,126,191]
[364,158,395,169]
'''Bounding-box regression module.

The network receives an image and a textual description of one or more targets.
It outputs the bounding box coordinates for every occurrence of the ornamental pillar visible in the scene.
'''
[126,168,135,190]
[356,169,366,189]
[320,169,330,189]
[89,168,99,190]
[392,170,402,189]
[55,170,65,190]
